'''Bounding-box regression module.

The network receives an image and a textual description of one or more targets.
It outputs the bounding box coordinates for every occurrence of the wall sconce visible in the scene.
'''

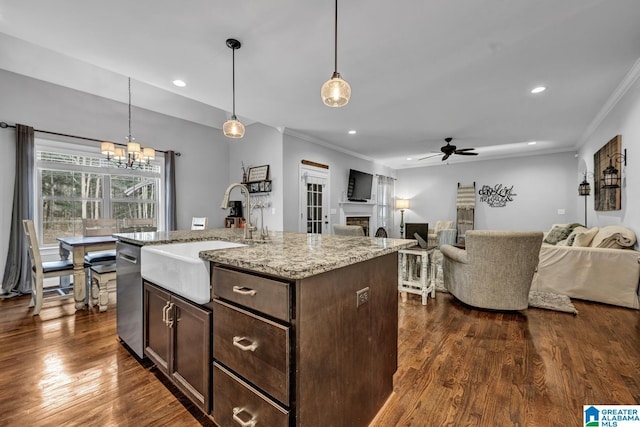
[602,149,627,189]
[395,199,410,238]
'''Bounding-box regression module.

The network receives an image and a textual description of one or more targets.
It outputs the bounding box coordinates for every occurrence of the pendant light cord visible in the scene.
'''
[128,77,132,142]
[334,0,338,73]
[232,47,236,118]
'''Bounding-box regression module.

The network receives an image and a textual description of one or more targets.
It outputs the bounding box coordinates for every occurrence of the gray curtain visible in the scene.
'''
[164,150,177,231]
[1,124,35,296]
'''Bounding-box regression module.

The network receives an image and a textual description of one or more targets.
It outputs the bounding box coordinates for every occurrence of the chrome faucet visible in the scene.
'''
[221,183,254,240]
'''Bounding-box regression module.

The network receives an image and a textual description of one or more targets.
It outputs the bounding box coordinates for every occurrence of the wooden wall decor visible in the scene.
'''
[594,135,622,211]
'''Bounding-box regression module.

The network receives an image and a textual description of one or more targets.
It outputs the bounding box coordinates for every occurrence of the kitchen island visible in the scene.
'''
[116,228,413,426]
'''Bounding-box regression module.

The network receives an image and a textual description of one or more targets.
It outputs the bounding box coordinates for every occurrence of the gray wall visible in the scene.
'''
[577,65,640,245]
[0,69,231,274]
[396,151,579,235]
[228,123,284,231]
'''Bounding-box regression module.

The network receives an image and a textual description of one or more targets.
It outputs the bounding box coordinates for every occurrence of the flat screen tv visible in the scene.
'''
[347,169,373,202]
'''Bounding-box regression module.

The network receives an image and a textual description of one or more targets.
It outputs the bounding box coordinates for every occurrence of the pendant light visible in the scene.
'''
[321,0,351,107]
[223,38,245,138]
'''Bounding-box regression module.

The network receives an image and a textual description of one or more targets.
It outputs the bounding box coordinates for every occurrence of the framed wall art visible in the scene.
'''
[247,165,269,182]
[594,135,622,211]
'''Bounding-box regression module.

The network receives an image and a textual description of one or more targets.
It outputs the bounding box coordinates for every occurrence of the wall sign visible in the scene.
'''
[478,184,517,207]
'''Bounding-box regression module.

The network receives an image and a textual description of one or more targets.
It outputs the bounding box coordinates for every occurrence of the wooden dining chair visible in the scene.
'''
[82,219,117,265]
[22,219,76,315]
[191,217,208,230]
[119,218,157,233]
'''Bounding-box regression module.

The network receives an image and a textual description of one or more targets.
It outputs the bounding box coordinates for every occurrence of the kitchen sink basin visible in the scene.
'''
[141,240,246,304]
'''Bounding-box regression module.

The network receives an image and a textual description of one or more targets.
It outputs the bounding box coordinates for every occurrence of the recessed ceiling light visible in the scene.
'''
[173,79,187,87]
[406,157,413,161]
[528,141,537,145]
[348,130,357,135]
[530,86,546,94]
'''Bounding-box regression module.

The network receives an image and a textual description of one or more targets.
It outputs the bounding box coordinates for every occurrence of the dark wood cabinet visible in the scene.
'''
[144,281,211,413]
[211,252,398,427]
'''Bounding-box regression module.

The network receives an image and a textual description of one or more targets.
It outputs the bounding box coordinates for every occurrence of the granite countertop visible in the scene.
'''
[116,228,415,280]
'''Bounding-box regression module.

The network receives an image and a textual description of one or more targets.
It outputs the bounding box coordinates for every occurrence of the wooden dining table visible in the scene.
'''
[57,235,118,310]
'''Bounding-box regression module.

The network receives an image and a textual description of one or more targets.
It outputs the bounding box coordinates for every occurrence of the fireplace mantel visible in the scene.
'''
[338,202,378,236]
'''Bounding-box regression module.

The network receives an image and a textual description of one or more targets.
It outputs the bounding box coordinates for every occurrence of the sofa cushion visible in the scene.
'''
[566,226,588,246]
[590,225,637,248]
[543,223,581,245]
[573,227,599,247]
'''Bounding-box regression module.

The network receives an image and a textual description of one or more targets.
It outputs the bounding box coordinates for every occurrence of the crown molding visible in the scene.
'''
[578,57,640,146]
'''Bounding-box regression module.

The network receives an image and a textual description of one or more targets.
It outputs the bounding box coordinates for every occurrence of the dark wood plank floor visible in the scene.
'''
[0,291,638,426]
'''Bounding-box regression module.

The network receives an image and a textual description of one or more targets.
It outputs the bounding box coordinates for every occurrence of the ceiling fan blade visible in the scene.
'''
[455,147,475,152]
[418,153,443,160]
[442,153,451,161]
[456,151,479,156]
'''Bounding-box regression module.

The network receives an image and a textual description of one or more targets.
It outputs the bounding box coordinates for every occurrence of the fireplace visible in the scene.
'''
[346,216,370,236]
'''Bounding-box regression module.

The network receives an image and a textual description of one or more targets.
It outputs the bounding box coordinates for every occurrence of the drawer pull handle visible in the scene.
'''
[233,336,258,352]
[232,286,257,296]
[232,407,257,427]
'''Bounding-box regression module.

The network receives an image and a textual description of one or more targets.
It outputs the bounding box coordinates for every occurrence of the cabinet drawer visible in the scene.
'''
[213,299,290,405]
[212,266,290,321]
[214,363,289,427]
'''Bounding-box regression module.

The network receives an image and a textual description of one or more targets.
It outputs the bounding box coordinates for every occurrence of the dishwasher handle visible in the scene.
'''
[118,252,138,264]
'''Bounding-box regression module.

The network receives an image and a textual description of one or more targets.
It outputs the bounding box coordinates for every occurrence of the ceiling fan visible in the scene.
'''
[419,137,479,161]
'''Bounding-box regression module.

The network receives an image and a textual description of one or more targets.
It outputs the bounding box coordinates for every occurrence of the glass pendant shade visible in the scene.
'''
[223,116,245,138]
[321,72,351,107]
[101,142,115,157]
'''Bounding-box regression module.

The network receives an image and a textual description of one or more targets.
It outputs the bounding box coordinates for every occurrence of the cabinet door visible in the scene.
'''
[171,295,212,414]
[144,282,171,374]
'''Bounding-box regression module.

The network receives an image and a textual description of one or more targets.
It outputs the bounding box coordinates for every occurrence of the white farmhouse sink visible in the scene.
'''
[141,240,246,304]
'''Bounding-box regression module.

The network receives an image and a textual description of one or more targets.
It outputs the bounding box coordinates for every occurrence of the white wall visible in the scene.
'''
[227,123,284,231]
[0,69,231,275]
[577,64,640,245]
[282,133,395,232]
[396,151,579,235]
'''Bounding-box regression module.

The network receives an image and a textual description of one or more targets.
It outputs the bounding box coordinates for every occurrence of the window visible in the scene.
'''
[35,139,163,246]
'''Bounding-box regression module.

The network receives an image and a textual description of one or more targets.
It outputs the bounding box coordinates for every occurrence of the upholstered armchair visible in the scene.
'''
[427,220,455,247]
[441,230,543,310]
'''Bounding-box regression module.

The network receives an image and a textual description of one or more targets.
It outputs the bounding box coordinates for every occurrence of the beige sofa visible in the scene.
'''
[531,224,640,309]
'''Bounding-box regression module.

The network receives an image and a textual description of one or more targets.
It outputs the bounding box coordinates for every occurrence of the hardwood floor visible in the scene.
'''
[0,291,638,427]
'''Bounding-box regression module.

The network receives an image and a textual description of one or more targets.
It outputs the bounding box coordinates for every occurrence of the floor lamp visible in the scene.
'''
[396,199,410,238]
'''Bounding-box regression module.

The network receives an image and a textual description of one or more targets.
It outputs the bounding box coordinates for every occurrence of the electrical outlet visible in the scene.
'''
[356,287,369,308]
[557,208,565,215]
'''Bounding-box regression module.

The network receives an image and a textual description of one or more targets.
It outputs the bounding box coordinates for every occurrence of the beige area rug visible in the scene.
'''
[528,290,578,314]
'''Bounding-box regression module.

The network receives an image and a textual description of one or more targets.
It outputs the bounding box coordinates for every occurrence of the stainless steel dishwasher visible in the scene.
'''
[116,241,144,359]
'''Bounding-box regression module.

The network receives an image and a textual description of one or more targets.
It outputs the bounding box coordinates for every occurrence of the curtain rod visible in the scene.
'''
[0,122,180,156]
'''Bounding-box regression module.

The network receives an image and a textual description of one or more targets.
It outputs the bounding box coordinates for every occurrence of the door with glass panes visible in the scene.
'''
[299,164,329,234]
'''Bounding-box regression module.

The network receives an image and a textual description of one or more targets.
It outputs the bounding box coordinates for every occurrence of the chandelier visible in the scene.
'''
[101,77,155,169]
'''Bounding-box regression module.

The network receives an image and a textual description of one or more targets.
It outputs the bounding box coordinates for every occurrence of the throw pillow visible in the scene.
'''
[573,227,599,247]
[566,226,588,246]
[543,223,582,245]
